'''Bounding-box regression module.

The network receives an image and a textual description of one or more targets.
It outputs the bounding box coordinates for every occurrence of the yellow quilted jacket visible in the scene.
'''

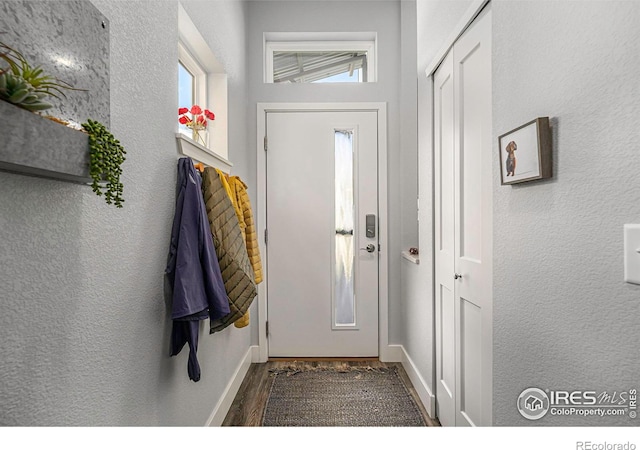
[218,172,263,328]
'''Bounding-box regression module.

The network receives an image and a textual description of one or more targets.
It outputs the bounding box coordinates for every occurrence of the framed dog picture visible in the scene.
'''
[498,117,552,185]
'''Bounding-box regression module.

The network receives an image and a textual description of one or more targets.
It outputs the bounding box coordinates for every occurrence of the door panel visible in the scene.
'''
[434,50,456,427]
[460,297,482,426]
[454,5,492,427]
[438,284,455,422]
[434,4,492,427]
[266,111,378,357]
[459,43,484,263]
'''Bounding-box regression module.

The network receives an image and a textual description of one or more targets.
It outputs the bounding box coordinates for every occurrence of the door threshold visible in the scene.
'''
[268,357,379,362]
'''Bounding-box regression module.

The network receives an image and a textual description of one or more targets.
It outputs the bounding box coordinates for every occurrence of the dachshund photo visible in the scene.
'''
[505,141,517,176]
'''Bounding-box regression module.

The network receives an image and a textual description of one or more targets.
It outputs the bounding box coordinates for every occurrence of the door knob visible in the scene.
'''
[454,273,462,280]
[360,244,376,253]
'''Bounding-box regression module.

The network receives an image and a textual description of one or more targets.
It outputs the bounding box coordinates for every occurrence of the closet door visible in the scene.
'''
[434,4,492,427]
[453,5,492,427]
[434,50,456,428]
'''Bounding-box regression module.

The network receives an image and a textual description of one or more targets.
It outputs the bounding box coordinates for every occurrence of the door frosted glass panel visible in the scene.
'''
[335,130,355,326]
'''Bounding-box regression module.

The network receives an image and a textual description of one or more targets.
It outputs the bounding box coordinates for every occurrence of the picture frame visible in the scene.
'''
[498,117,552,185]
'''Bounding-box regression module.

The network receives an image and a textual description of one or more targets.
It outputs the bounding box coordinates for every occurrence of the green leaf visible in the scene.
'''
[83,119,126,208]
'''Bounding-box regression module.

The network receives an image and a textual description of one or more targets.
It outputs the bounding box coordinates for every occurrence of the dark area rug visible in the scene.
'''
[261,364,426,427]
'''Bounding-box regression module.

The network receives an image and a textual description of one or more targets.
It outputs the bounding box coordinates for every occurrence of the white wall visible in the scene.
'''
[492,0,640,426]
[417,0,473,72]
[400,0,419,252]
[0,0,250,426]
[398,0,439,410]
[247,0,416,347]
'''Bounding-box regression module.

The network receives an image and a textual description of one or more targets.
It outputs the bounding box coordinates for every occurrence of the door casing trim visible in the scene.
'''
[256,102,389,362]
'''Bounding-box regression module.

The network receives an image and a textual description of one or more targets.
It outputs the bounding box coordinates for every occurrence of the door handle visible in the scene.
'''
[454,273,462,280]
[360,244,376,253]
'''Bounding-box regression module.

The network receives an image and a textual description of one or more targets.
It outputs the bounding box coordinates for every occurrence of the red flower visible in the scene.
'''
[178,105,216,129]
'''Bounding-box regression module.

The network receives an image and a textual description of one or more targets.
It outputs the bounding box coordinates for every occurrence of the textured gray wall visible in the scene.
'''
[246,0,412,346]
[0,0,110,126]
[0,0,250,426]
[492,0,640,426]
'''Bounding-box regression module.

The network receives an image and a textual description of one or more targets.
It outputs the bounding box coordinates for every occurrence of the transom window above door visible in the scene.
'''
[273,50,368,83]
[264,32,377,83]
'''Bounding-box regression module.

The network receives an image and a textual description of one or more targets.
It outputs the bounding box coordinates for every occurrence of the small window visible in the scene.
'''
[273,50,367,84]
[178,62,194,105]
[264,34,376,84]
[178,42,207,137]
[178,61,194,134]
[177,3,229,160]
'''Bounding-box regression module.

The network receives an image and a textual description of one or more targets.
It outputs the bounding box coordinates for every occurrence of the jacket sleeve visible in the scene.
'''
[164,169,186,297]
[232,178,261,329]
[237,178,263,285]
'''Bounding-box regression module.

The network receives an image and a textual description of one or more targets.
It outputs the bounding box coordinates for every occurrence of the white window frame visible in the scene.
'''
[264,32,377,83]
[177,3,229,162]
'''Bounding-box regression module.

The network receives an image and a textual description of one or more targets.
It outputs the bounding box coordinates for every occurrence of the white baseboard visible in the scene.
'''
[391,344,436,419]
[205,345,255,426]
[250,344,262,363]
[380,344,404,362]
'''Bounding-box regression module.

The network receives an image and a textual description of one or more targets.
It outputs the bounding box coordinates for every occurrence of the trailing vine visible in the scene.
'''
[82,119,126,208]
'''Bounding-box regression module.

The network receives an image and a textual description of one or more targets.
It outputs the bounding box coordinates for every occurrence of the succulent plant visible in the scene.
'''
[0,41,83,112]
[0,70,54,111]
[82,119,126,208]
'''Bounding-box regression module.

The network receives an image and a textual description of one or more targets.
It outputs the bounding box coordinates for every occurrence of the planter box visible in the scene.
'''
[0,100,91,184]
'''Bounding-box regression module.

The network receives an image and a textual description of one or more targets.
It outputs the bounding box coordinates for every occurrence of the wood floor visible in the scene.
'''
[222,359,441,427]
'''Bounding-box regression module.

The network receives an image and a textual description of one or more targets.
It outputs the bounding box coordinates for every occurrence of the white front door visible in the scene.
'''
[266,110,379,357]
[434,5,493,427]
